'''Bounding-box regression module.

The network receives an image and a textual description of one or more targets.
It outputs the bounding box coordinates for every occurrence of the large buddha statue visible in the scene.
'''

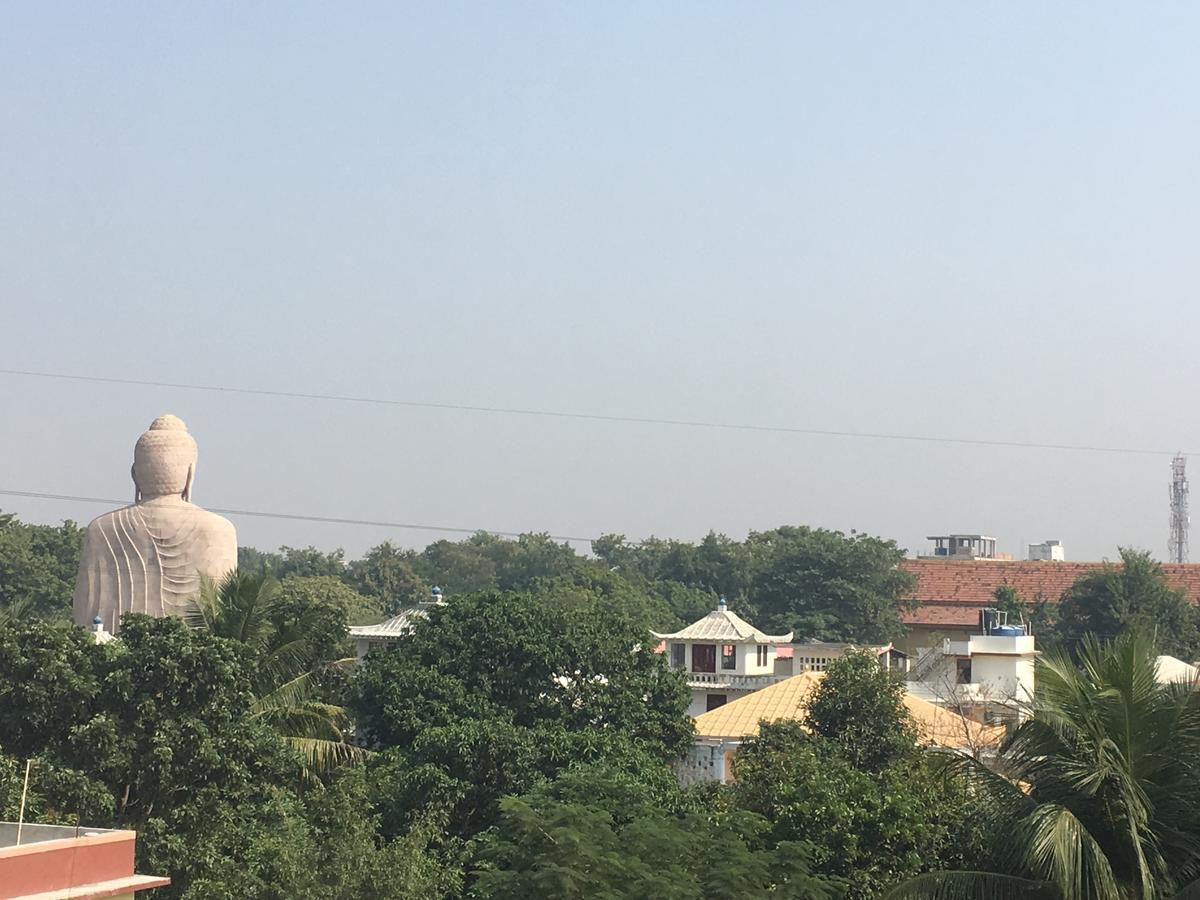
[73,415,237,633]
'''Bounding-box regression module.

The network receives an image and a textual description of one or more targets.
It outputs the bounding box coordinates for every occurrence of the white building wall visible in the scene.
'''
[1028,541,1065,561]
[667,640,776,678]
[971,654,1027,702]
[911,634,1036,704]
[676,742,737,785]
[742,643,774,675]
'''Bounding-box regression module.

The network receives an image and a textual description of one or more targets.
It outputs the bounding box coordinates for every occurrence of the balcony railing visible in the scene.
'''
[682,672,785,690]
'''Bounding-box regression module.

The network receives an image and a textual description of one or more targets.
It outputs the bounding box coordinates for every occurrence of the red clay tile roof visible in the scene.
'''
[901,559,1200,628]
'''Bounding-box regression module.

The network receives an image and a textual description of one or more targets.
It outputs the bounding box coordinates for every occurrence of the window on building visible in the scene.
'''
[706,693,727,711]
[721,644,736,670]
[692,644,717,673]
[756,645,768,667]
[956,658,972,684]
[670,643,685,669]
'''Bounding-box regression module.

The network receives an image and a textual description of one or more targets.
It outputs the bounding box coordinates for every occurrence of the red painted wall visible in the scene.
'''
[0,832,134,899]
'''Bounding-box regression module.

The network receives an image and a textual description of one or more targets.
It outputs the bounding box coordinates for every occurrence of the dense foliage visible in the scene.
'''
[11,509,1200,897]
[805,648,916,772]
[471,766,842,899]
[349,589,693,836]
[0,511,83,617]
[8,508,918,643]
[594,526,917,642]
[1056,548,1200,658]
[0,615,455,898]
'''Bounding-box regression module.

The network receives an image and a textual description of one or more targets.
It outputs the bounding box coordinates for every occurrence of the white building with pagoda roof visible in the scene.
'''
[348,586,445,660]
[653,598,793,716]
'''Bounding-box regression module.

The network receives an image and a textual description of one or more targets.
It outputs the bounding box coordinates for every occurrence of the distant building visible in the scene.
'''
[677,672,1005,785]
[1028,540,1065,561]
[906,609,1037,723]
[0,822,168,899]
[920,534,1008,561]
[653,599,792,717]
[899,559,1200,654]
[348,586,445,660]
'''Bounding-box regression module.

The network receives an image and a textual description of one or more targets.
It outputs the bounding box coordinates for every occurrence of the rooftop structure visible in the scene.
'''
[653,598,793,645]
[920,534,1003,561]
[653,598,792,716]
[0,822,168,899]
[348,587,445,660]
[90,616,115,645]
[1027,540,1065,562]
[907,609,1037,722]
[677,672,1005,784]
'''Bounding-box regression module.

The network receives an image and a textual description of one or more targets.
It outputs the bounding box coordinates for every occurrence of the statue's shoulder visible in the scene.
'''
[85,505,137,531]
[198,508,237,538]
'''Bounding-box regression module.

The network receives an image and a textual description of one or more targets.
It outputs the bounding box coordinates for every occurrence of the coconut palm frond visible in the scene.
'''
[187,570,363,780]
[0,597,33,629]
[1172,876,1200,900]
[1014,802,1120,900]
[883,872,1052,900]
[283,736,368,782]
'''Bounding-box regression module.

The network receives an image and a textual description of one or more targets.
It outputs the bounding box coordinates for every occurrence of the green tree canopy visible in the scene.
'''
[734,720,973,900]
[346,541,428,615]
[470,766,841,899]
[238,544,349,579]
[594,526,915,642]
[349,589,692,834]
[806,648,916,772]
[0,511,83,618]
[0,614,459,899]
[1055,548,1200,657]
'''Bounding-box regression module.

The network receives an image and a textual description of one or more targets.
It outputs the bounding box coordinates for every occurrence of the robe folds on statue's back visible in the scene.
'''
[72,498,237,632]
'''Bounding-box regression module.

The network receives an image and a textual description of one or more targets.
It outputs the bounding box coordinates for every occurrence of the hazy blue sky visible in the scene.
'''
[4,3,1200,562]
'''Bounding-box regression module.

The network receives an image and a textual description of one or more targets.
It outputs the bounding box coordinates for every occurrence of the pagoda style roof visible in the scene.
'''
[348,606,430,640]
[652,599,792,644]
[348,588,445,641]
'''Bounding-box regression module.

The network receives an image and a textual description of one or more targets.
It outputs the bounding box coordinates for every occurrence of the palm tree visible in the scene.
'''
[0,598,32,629]
[188,570,365,780]
[888,631,1200,900]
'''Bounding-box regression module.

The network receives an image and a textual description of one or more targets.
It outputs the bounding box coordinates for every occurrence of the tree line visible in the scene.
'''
[6,509,1200,897]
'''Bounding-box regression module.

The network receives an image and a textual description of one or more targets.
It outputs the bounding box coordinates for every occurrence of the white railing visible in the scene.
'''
[683,672,784,690]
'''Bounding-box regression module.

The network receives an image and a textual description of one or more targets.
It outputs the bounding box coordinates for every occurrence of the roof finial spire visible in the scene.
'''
[718,596,727,611]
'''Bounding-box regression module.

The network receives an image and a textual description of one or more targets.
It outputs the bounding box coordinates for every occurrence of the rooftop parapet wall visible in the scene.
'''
[0,824,168,900]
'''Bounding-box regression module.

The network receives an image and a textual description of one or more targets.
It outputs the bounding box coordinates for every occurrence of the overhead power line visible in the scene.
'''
[0,489,598,544]
[0,368,1188,457]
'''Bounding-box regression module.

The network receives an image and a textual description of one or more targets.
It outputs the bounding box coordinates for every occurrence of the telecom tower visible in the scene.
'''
[1170,453,1189,564]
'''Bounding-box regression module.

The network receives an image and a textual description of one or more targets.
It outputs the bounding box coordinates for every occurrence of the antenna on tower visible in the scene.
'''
[1170,453,1189,563]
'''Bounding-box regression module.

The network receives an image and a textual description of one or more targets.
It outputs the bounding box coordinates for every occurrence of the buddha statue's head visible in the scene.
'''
[131,415,198,502]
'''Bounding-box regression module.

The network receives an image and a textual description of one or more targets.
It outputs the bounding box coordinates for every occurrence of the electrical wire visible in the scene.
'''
[0,488,598,544]
[1,368,1188,457]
